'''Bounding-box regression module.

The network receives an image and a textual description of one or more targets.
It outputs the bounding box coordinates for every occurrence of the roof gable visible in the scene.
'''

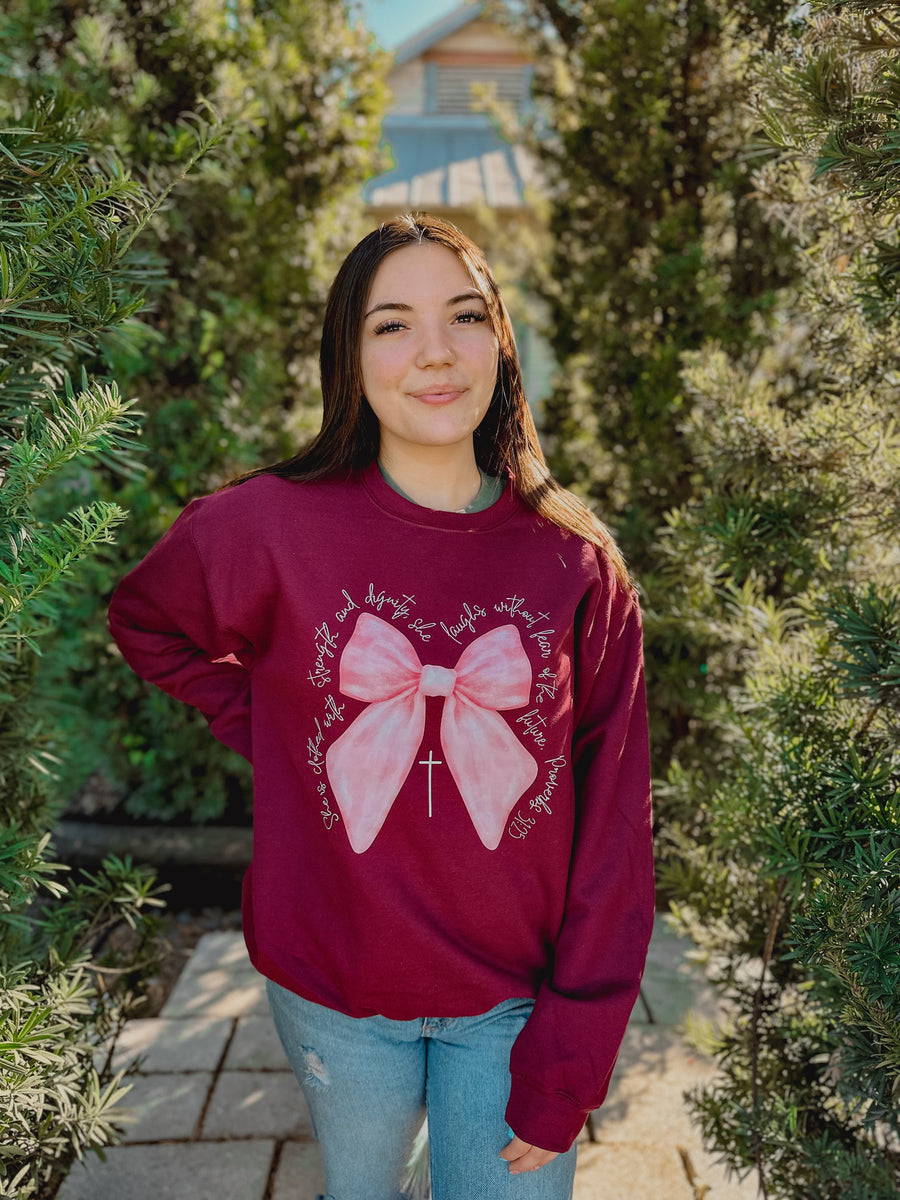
[364,1,540,214]
[394,3,485,65]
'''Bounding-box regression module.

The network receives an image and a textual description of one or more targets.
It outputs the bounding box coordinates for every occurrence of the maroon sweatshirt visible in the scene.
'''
[107,462,654,1152]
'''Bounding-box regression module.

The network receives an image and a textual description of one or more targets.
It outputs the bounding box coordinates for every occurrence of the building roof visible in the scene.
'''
[364,3,538,213]
[364,115,538,210]
[393,3,485,65]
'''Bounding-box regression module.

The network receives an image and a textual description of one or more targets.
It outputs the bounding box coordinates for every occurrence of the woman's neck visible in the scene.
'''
[378,443,482,512]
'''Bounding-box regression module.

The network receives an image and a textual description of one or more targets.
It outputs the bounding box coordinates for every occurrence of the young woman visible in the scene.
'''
[108,213,654,1200]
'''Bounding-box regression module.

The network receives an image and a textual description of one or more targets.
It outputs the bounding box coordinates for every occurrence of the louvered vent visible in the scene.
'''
[434,66,527,113]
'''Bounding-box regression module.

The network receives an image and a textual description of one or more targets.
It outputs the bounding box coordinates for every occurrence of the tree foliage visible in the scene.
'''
[510,0,899,1191]
[0,94,182,1200]
[505,0,801,787]
[658,4,900,1194]
[0,0,389,823]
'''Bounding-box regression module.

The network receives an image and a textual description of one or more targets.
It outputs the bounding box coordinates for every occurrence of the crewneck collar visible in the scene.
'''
[377,461,505,514]
[361,459,519,532]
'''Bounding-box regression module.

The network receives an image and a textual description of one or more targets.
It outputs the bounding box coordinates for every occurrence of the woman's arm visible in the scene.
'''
[504,570,654,1153]
[108,499,253,762]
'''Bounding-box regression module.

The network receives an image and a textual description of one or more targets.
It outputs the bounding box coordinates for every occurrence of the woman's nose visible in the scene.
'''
[415,324,456,367]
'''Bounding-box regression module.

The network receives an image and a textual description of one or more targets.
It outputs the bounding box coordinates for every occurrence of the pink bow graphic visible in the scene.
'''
[325,613,537,853]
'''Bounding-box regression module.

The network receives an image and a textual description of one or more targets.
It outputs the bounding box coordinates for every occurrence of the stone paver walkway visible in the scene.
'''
[58,918,759,1200]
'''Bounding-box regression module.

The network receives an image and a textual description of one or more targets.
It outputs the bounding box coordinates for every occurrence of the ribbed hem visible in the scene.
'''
[504,1075,593,1154]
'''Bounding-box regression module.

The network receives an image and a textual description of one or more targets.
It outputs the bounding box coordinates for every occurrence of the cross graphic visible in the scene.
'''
[418,750,443,818]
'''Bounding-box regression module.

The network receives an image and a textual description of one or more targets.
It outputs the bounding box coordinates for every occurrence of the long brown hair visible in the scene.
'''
[230,213,629,587]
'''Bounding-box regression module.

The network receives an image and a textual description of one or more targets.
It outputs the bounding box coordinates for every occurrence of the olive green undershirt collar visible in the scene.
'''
[377,462,505,513]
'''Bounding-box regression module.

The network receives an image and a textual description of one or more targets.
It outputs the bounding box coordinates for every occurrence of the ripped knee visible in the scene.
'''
[300,1044,330,1089]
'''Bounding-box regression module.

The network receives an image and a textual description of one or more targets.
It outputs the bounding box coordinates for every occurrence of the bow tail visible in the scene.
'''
[441,695,539,850]
[326,690,424,853]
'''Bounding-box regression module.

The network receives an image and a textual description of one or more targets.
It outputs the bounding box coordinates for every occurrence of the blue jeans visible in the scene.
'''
[266,979,578,1200]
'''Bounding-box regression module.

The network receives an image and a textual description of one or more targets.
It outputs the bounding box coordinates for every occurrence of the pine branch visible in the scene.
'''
[118,106,235,257]
[525,0,583,50]
[0,377,142,515]
[0,501,127,633]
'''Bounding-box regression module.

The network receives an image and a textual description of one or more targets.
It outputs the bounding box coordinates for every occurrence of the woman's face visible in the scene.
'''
[359,242,499,460]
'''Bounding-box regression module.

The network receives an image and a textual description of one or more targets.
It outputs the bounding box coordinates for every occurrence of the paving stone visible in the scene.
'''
[56,1140,275,1200]
[116,1071,212,1142]
[161,965,268,1018]
[574,1139,755,1200]
[574,1024,758,1200]
[112,1016,234,1073]
[224,1013,290,1070]
[573,922,758,1200]
[185,930,251,976]
[66,907,753,1199]
[637,915,719,1028]
[592,1025,710,1143]
[202,1070,313,1139]
[271,1141,327,1200]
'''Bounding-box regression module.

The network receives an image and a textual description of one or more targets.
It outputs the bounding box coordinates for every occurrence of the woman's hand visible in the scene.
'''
[499,1134,560,1175]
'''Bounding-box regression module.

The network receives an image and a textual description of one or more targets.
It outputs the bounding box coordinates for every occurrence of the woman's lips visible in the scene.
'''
[410,388,465,405]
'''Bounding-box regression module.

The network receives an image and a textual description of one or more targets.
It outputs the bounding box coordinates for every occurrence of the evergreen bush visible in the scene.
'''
[0,0,389,824]
[510,1,899,1191]
[659,4,900,1193]
[0,93,214,1198]
[505,0,802,803]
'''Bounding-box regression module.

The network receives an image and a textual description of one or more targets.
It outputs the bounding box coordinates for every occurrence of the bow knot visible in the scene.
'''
[325,613,538,852]
[418,664,456,697]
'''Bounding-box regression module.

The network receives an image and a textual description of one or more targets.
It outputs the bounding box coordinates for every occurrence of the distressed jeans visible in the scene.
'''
[266,979,578,1200]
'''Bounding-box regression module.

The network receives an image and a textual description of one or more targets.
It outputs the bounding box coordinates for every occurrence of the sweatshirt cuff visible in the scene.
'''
[504,1075,591,1154]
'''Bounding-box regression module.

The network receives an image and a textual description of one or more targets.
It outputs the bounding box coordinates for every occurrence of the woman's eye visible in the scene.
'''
[372,310,486,335]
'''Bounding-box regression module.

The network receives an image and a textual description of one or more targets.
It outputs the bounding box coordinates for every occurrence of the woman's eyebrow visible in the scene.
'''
[363,290,486,319]
[364,300,413,318]
[447,289,485,306]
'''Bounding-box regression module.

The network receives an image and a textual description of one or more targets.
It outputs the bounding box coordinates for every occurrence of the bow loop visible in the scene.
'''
[453,624,532,710]
[339,611,422,702]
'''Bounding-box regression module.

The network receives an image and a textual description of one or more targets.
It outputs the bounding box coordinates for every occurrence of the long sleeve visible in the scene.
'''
[504,572,654,1152]
[107,500,253,762]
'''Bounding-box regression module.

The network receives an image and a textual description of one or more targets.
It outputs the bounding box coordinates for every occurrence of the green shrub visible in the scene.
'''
[506,0,802,801]
[0,93,213,1198]
[659,6,900,1193]
[0,0,389,824]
